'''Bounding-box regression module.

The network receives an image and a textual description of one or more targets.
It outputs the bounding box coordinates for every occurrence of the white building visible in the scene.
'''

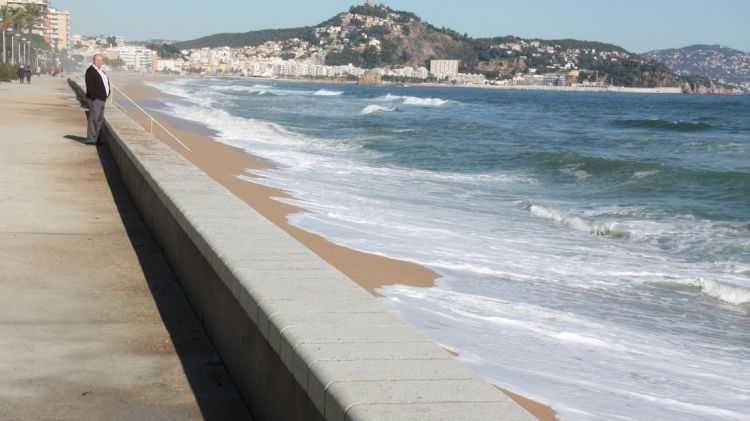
[385,66,429,80]
[430,59,459,79]
[114,46,156,72]
[455,72,487,85]
[156,58,178,72]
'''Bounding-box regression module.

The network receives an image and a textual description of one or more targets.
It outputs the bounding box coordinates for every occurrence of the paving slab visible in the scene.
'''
[0,77,251,420]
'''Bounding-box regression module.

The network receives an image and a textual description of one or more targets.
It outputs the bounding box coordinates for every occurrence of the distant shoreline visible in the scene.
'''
[111,71,688,94]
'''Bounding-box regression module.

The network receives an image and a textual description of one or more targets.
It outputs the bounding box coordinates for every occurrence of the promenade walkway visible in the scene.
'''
[0,77,251,419]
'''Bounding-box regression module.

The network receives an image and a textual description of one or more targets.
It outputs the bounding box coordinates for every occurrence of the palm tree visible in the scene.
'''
[21,3,45,38]
[1,5,21,64]
[0,5,17,31]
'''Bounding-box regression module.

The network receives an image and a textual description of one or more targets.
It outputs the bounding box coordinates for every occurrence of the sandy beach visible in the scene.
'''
[109,74,557,421]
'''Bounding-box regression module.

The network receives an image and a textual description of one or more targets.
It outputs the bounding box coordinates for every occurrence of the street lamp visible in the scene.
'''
[21,37,26,65]
[4,28,13,65]
[13,33,21,65]
[25,40,30,66]
[0,18,4,64]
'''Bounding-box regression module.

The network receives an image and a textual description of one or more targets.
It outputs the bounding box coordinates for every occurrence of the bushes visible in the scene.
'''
[0,63,20,82]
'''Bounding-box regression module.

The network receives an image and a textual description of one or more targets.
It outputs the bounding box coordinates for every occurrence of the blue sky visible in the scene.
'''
[53,0,750,53]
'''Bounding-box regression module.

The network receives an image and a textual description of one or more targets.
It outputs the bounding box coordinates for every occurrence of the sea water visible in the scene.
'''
[146,78,750,420]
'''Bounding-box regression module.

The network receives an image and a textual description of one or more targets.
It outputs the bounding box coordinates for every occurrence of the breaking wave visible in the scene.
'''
[361,104,396,115]
[377,93,454,106]
[527,204,631,239]
[314,89,344,96]
[648,278,750,305]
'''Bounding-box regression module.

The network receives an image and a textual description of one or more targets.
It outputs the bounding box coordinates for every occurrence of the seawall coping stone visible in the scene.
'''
[325,379,521,421]
[346,402,535,421]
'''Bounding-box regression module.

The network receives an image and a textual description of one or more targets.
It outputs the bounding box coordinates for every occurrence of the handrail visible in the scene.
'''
[72,74,194,161]
[110,84,194,160]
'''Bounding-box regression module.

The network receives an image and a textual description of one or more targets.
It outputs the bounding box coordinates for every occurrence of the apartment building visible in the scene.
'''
[430,59,459,79]
[5,0,70,52]
[6,0,48,7]
[114,46,156,72]
[47,7,69,50]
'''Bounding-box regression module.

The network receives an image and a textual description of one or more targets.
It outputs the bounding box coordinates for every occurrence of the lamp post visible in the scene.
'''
[25,40,30,67]
[12,33,20,65]
[0,18,4,64]
[20,37,25,65]
[5,28,13,65]
[16,34,21,65]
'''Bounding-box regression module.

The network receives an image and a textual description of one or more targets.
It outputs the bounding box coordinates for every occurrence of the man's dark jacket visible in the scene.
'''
[85,65,109,101]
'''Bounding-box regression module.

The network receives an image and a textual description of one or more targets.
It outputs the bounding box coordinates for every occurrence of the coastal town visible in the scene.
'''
[3,0,747,93]
[66,14,640,89]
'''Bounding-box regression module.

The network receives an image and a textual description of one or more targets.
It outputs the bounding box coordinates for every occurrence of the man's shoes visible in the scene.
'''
[83,140,97,145]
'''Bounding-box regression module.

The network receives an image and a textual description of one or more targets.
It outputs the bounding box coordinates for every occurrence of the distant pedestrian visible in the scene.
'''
[84,54,110,145]
[25,68,32,84]
[16,66,25,84]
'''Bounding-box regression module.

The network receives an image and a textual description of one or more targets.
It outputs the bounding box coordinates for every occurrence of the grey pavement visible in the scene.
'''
[0,77,251,419]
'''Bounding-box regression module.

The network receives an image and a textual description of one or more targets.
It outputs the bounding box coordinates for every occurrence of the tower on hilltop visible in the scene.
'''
[366,0,374,6]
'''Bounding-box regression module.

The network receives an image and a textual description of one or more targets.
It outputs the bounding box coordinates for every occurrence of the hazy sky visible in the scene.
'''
[53,0,750,53]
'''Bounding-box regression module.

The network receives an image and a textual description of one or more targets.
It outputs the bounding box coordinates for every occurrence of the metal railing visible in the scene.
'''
[72,75,194,161]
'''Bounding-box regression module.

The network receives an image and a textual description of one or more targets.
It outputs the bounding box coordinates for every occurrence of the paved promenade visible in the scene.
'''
[0,77,251,419]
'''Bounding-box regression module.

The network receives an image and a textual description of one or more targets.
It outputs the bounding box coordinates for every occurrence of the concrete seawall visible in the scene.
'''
[70,80,534,421]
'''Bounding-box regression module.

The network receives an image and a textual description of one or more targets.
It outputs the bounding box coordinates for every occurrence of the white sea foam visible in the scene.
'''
[378,93,403,102]
[403,96,451,106]
[528,204,631,239]
[145,81,214,106]
[648,277,750,305]
[215,84,275,93]
[633,170,660,179]
[560,164,591,181]
[377,93,454,106]
[314,89,343,96]
[360,104,396,115]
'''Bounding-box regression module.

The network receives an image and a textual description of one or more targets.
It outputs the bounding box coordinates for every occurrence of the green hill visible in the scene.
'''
[172,27,316,49]
[170,4,681,88]
[642,44,750,85]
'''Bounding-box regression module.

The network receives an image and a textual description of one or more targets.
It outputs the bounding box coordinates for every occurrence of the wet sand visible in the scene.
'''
[109,74,558,421]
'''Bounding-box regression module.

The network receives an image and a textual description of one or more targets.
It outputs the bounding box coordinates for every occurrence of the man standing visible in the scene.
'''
[85,54,110,145]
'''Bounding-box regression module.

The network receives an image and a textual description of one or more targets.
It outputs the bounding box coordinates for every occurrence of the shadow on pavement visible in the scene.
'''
[63,134,89,144]
[94,143,254,420]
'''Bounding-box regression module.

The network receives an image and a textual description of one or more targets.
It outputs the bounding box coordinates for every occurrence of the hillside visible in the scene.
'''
[170,3,681,88]
[642,44,750,85]
[172,27,316,50]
